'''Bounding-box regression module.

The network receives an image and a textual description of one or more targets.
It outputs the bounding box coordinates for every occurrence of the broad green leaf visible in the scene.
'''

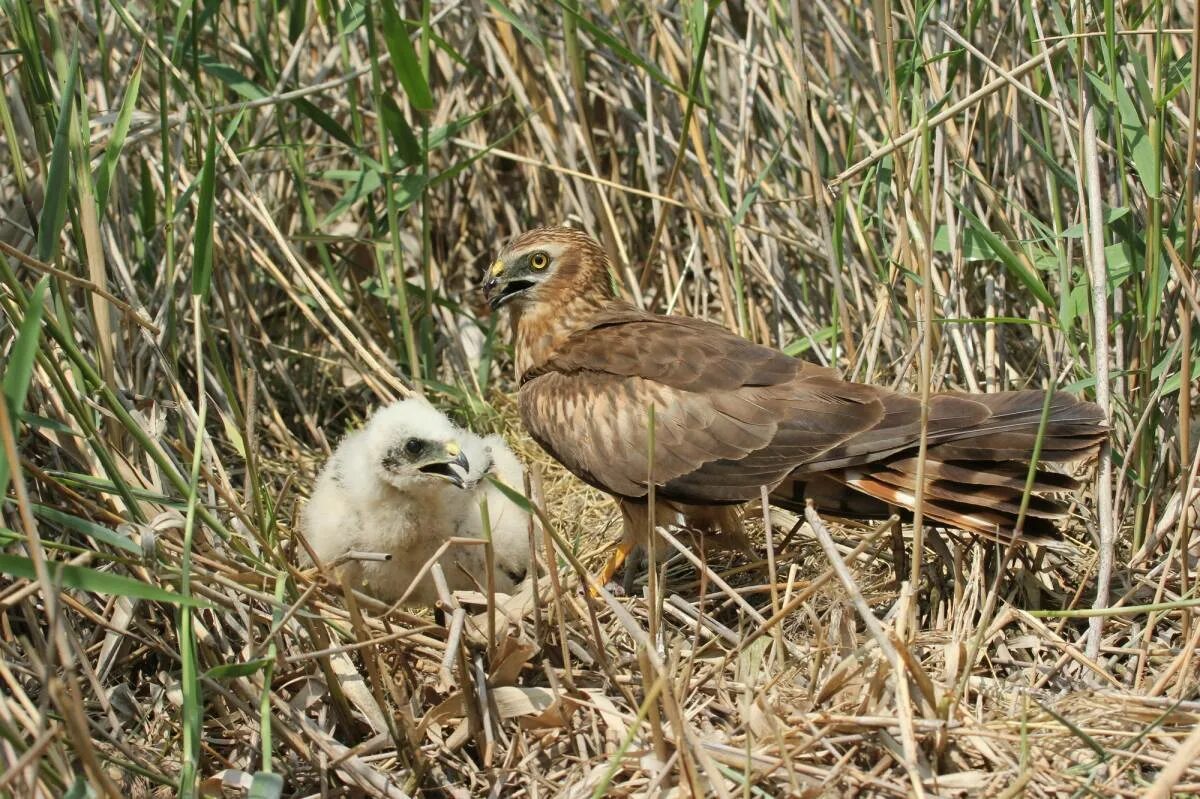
[392,173,427,208]
[95,56,142,217]
[1062,206,1130,238]
[0,554,207,606]
[380,94,422,165]
[380,0,433,110]
[1083,70,1114,104]
[1127,50,1154,117]
[1104,241,1134,285]
[193,120,218,298]
[38,48,79,263]
[1031,249,1060,273]
[1062,283,1088,334]
[200,56,269,101]
[1112,76,1159,198]
[1162,343,1200,396]
[339,0,366,34]
[1,276,49,498]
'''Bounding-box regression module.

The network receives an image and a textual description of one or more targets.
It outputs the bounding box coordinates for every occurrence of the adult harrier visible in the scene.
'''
[482,227,1105,583]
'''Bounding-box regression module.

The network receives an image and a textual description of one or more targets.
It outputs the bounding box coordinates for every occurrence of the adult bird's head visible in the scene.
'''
[359,398,472,493]
[482,226,611,312]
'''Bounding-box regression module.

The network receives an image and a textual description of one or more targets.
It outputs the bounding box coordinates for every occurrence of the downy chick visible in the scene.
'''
[458,431,532,590]
[301,398,530,606]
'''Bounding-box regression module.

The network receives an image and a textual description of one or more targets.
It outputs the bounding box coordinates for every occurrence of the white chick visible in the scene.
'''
[459,431,532,590]
[300,397,531,607]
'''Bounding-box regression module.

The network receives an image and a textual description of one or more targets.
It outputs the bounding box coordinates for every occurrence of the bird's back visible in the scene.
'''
[518,305,1105,539]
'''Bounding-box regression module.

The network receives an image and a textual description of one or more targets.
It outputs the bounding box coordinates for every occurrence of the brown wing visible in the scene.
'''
[520,311,886,503]
[520,308,1106,538]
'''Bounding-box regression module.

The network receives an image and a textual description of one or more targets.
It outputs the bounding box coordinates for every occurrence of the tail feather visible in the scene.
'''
[835,469,1065,540]
[929,435,1102,462]
[884,456,1081,492]
[853,466,1069,519]
[771,390,1105,542]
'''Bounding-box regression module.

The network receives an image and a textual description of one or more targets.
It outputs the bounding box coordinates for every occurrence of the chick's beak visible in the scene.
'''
[447,448,471,489]
[417,443,471,488]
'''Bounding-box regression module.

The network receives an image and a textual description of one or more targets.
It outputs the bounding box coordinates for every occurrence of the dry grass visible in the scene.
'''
[1,0,1199,796]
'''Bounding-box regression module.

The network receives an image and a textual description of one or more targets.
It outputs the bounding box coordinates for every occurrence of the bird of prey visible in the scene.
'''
[301,398,531,606]
[482,227,1107,583]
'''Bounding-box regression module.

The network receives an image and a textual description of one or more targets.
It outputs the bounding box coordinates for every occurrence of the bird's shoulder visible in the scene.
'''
[523,304,838,392]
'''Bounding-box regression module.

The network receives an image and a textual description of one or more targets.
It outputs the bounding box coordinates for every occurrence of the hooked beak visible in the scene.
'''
[417,445,471,489]
[482,260,534,310]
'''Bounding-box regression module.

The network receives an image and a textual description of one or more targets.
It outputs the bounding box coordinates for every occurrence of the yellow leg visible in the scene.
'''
[590,537,637,596]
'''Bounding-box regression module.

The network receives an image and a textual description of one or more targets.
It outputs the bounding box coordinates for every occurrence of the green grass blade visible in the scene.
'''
[292,97,355,147]
[199,54,269,101]
[203,658,271,680]
[380,94,422,165]
[37,47,79,263]
[95,55,142,217]
[486,0,545,50]
[954,202,1055,309]
[192,120,218,299]
[2,276,49,424]
[31,504,139,554]
[0,554,208,606]
[1,275,49,499]
[554,0,693,100]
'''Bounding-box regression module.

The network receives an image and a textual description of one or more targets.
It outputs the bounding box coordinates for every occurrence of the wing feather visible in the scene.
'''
[519,312,882,503]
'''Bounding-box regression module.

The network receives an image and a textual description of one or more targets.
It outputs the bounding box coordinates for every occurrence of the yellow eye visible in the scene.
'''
[530,252,549,270]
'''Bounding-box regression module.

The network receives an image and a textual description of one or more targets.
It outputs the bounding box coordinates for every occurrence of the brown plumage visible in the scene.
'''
[482,227,1107,571]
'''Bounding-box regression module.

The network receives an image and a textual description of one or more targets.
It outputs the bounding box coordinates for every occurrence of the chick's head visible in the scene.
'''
[362,398,472,493]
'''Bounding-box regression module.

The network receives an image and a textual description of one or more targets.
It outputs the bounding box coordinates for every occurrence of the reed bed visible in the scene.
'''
[1,0,1198,795]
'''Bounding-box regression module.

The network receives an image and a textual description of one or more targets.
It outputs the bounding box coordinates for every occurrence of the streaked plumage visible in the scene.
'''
[482,227,1106,569]
[301,398,531,606]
